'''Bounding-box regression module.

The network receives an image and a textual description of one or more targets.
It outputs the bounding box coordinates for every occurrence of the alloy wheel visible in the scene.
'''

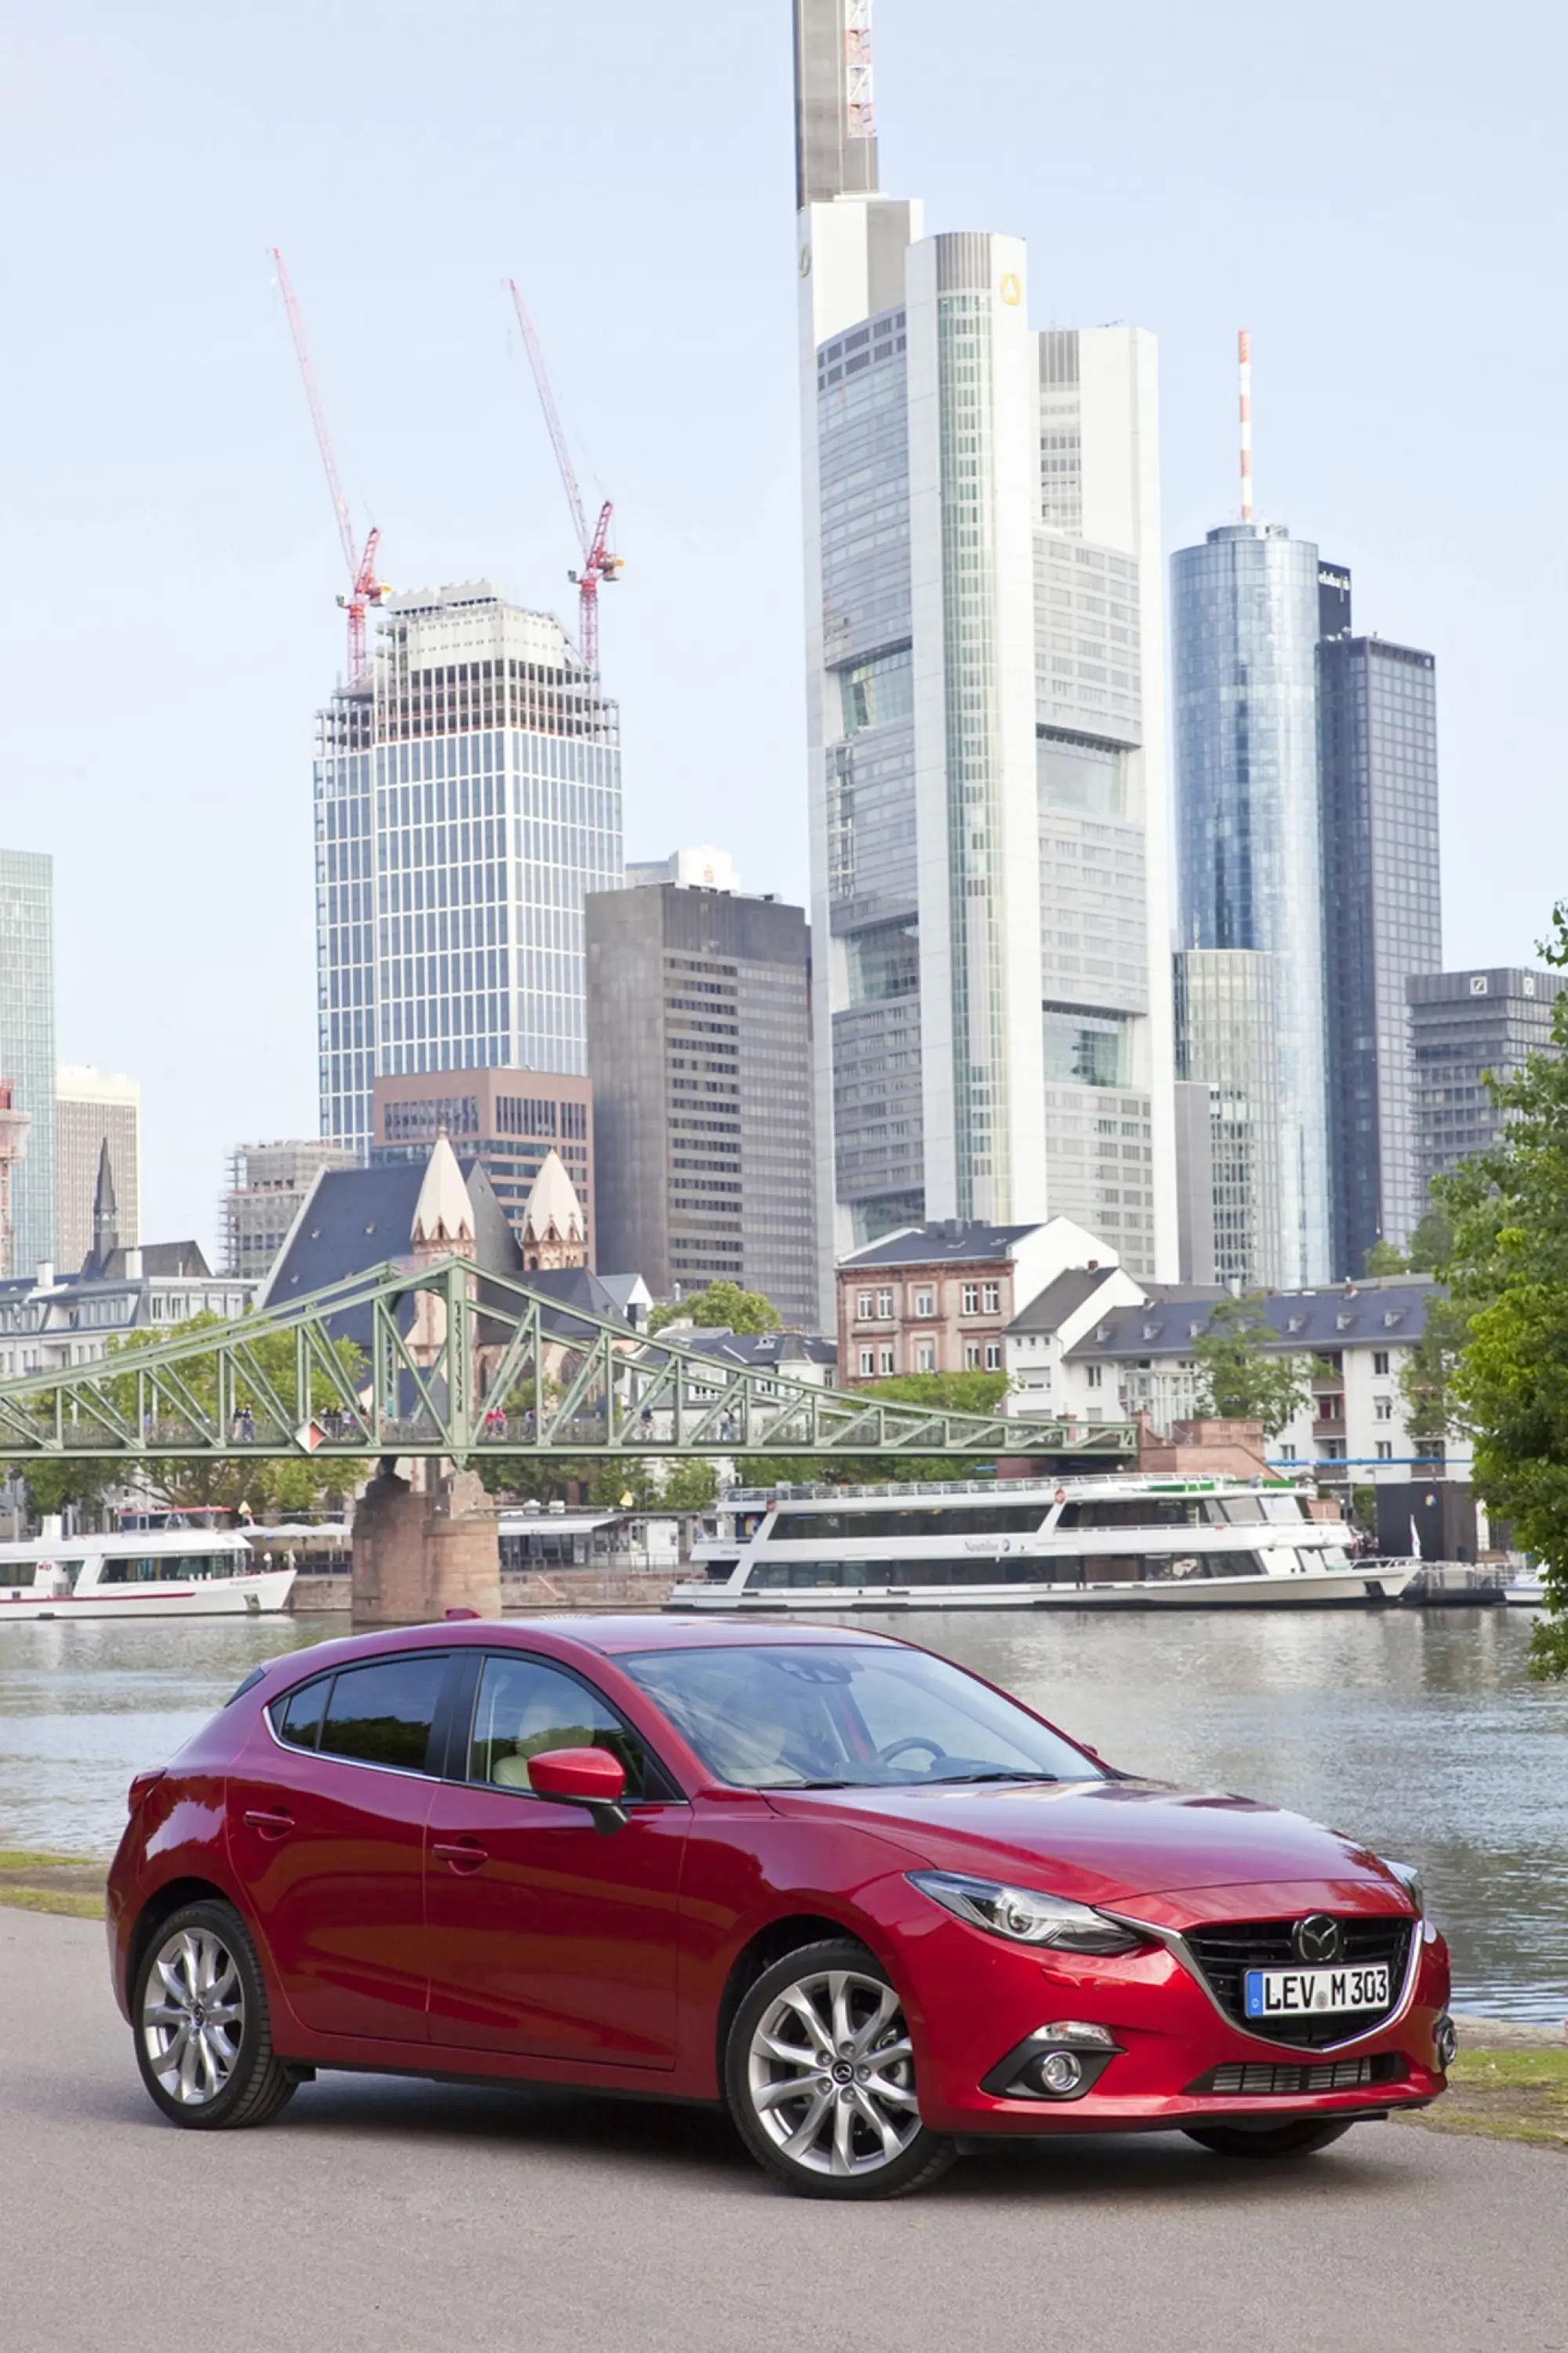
[746,1966,921,2177]
[140,1926,246,2107]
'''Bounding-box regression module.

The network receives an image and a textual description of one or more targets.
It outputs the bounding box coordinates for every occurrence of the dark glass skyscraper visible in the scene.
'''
[1320,635,1442,1273]
[1172,522,1329,1284]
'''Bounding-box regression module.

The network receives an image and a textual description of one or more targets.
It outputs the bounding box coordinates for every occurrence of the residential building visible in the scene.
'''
[835,1213,1115,1385]
[1173,949,1282,1288]
[1171,522,1330,1284]
[795,1,1176,1311]
[0,1239,250,1380]
[370,1066,593,1261]
[1004,1258,1152,1418]
[1055,1277,1466,1491]
[586,875,816,1329]
[56,1066,140,1277]
[0,851,55,1274]
[680,1327,838,1390]
[1319,634,1442,1274]
[1408,967,1567,1199]
[222,1139,359,1285]
[314,581,622,1157]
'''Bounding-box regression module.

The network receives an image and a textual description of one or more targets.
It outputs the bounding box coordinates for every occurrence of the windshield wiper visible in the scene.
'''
[927,1770,1060,1785]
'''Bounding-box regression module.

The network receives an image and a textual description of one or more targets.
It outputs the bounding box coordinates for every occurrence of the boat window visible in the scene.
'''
[0,1560,39,1587]
[768,1503,1047,1540]
[318,1654,450,1774]
[1055,1498,1204,1530]
[466,1654,647,1798]
[1258,1494,1305,1524]
[1320,1545,1351,1568]
[1218,1497,1265,1524]
[98,1553,226,1584]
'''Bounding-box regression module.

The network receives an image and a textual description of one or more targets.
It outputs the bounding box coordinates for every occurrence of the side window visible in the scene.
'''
[274,1677,328,1750]
[469,1655,646,1799]
[318,1654,448,1774]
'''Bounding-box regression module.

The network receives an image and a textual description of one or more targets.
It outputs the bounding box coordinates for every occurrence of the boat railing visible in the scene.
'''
[716,1472,1301,1506]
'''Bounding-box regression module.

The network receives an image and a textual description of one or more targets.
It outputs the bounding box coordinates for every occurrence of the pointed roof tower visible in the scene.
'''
[83,1138,119,1276]
[410,1134,476,1257]
[521,1146,586,1270]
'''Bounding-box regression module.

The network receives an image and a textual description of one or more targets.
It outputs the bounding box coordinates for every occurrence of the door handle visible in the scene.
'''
[432,1839,488,1872]
[243,1808,294,1839]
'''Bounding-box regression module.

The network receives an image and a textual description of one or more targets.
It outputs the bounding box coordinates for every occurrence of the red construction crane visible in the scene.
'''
[506,278,621,677]
[271,248,387,681]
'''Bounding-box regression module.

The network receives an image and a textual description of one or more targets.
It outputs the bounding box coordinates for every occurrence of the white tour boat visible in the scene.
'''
[0,1527,296,1620]
[667,1474,1418,1613]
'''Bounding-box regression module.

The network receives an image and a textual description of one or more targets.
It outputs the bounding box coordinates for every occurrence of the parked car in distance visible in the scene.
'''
[107,1618,1453,2199]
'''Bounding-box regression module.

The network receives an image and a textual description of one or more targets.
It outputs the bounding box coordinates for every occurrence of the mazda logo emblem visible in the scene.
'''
[1293,1914,1343,1966]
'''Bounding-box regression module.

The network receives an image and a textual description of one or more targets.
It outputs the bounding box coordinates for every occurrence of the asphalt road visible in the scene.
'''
[7,1908,1566,2353]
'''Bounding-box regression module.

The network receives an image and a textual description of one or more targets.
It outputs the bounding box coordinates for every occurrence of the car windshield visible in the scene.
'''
[620,1643,1102,1792]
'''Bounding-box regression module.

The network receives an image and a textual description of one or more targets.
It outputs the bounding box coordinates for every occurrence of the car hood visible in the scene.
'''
[769,1778,1410,1915]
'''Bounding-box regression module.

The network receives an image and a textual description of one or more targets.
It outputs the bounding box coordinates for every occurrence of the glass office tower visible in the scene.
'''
[1174,947,1282,1288]
[0,851,55,1274]
[1172,522,1330,1285]
[1319,635,1442,1273]
[315,583,622,1157]
[796,1,1177,1315]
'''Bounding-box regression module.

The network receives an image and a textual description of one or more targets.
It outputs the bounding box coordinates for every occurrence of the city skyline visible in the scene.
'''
[1,0,1562,1248]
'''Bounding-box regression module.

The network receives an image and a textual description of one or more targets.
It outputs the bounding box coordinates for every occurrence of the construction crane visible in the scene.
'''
[270,248,387,681]
[506,278,621,677]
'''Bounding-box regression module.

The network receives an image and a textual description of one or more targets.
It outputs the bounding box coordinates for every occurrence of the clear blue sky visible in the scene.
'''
[1,0,1562,1251]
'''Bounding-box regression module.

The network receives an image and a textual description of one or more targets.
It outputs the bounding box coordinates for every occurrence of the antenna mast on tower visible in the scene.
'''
[1238,329,1254,524]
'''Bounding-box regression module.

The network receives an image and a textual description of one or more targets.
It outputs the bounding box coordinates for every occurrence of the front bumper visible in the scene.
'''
[887,1894,1450,2137]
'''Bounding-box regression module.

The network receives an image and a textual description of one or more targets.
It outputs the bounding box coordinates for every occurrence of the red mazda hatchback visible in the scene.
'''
[107,1618,1452,2198]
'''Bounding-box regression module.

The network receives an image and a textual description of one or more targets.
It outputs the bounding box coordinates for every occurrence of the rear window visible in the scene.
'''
[319,1655,448,1773]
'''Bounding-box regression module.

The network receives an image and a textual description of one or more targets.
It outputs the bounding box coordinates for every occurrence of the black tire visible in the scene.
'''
[724,1937,955,2201]
[1184,2118,1355,2160]
[131,1899,298,2132]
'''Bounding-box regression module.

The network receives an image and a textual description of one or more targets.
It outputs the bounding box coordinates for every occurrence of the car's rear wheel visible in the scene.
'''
[132,1900,297,2130]
[725,1938,955,2200]
[1184,2118,1355,2159]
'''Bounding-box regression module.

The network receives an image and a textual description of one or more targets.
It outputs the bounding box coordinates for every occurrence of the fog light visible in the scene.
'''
[1434,2014,1457,2071]
[1038,2050,1084,2095]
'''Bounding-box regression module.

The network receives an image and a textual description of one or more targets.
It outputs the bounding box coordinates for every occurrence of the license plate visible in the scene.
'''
[1244,1964,1389,2018]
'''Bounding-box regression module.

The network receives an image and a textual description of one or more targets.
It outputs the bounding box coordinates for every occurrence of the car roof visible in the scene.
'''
[255,1614,902,1685]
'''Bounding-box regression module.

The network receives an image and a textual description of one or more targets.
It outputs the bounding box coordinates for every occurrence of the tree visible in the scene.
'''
[864,1370,1009,1416]
[1432,903,1568,1676]
[1406,1201,1454,1274]
[1363,1238,1407,1276]
[20,1458,118,1528]
[94,1313,368,1520]
[1191,1293,1310,1439]
[659,1458,719,1512]
[648,1282,782,1338]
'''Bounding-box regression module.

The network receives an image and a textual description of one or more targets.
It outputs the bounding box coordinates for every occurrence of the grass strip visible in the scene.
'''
[1401,2046,1568,2151]
[0,1886,106,1920]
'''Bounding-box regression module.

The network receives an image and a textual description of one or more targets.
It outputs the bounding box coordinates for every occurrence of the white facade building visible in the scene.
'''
[56,1066,140,1278]
[795,2,1177,1323]
[316,583,622,1156]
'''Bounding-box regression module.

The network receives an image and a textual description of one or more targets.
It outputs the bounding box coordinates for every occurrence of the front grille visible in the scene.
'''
[1185,1916,1414,2049]
[1188,2053,1401,2097]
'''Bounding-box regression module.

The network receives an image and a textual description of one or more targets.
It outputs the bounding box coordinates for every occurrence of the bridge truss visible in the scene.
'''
[0,1255,1136,1467]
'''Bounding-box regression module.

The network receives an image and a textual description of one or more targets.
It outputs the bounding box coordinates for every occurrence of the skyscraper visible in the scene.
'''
[1171,522,1330,1284]
[56,1066,140,1278]
[1407,968,1564,1200]
[586,870,816,1327]
[1174,947,1282,1288]
[0,851,55,1276]
[795,1,1176,1316]
[315,582,622,1157]
[1319,633,1442,1273]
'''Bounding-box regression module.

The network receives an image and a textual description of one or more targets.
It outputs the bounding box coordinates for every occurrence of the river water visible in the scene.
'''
[1,1607,1562,2024]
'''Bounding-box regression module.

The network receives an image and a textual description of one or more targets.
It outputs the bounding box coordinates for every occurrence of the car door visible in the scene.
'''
[423,1650,688,2068]
[227,1649,455,2042]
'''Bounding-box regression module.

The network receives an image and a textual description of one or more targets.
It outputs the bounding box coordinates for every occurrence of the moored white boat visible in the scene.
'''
[0,1528,295,1620]
[668,1474,1417,1613]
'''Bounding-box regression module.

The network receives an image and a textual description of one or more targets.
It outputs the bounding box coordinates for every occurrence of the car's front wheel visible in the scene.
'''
[132,1899,298,2130]
[1184,2118,1355,2159]
[725,1938,955,2199]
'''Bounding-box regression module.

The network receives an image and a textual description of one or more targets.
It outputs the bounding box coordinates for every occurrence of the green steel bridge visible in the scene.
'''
[0,1256,1137,1468]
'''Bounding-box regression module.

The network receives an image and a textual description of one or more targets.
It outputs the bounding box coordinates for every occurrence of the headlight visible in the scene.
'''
[908,1869,1144,1955]
[1380,1857,1425,1916]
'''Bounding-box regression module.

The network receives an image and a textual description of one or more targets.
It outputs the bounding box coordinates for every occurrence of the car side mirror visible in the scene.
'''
[527,1746,629,1836]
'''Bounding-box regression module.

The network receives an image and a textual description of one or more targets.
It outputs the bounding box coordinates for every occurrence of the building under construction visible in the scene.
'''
[315,583,622,1157]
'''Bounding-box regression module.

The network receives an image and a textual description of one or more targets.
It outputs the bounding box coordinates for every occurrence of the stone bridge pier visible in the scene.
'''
[350,1462,500,1626]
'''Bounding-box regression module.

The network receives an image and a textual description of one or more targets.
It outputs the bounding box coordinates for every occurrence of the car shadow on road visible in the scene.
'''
[184,2071,1433,2205]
